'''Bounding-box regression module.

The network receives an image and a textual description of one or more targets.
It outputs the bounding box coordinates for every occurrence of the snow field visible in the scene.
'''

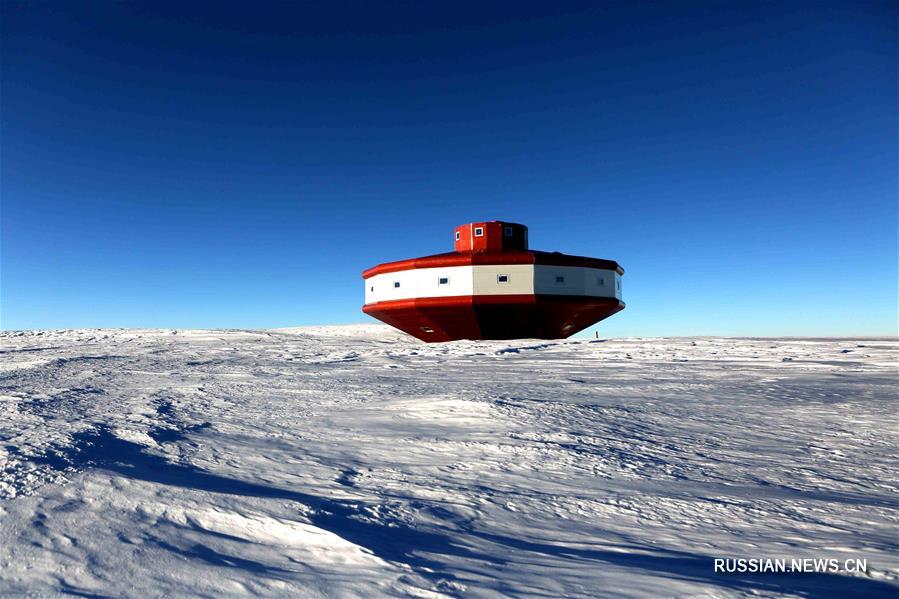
[0,327,896,597]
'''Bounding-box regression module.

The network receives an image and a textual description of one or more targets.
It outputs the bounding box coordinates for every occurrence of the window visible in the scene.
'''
[420,326,434,333]
[497,274,509,283]
[474,227,484,236]
[597,277,604,286]
[438,277,449,285]
[370,286,374,292]
[504,226,513,237]
[555,275,565,284]
[455,231,460,241]
[394,281,401,288]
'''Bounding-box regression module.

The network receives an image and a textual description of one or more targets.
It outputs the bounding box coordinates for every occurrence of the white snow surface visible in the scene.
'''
[0,326,896,598]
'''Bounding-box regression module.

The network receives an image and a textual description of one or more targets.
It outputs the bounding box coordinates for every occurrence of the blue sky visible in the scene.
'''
[2,2,895,336]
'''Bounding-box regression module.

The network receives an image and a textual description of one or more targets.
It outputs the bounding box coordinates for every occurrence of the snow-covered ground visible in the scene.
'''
[0,326,896,598]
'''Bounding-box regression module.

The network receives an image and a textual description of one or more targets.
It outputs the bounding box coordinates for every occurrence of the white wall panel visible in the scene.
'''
[534,266,618,297]
[365,266,473,303]
[365,264,621,303]
[471,265,534,295]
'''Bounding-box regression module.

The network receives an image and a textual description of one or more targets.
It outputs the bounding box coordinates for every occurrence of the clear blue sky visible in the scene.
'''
[2,2,895,336]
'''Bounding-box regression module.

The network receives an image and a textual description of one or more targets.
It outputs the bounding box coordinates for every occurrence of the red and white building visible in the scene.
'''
[362,221,625,342]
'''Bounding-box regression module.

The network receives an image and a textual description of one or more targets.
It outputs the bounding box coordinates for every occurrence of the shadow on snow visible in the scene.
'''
[34,426,897,598]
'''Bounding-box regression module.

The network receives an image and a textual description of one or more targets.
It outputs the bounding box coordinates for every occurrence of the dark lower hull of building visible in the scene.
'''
[362,294,625,342]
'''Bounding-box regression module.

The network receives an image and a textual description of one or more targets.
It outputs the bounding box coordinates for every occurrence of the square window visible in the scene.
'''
[497,274,509,283]
[504,226,513,237]
[474,227,484,236]
[394,281,401,288]
[555,275,565,283]
[455,231,460,241]
[597,278,604,286]
[438,277,449,285]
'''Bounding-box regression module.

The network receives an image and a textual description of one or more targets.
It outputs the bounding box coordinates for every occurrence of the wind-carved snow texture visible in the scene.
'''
[0,327,896,598]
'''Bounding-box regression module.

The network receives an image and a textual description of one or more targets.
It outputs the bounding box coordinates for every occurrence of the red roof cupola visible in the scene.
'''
[454,221,528,253]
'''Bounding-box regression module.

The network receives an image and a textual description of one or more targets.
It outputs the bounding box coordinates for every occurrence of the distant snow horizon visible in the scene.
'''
[3,322,898,340]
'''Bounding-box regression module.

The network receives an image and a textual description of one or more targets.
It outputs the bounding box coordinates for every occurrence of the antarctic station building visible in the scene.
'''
[362,221,625,342]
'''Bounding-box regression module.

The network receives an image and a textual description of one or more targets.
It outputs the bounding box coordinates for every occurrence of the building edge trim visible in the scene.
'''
[363,253,623,278]
[363,295,626,311]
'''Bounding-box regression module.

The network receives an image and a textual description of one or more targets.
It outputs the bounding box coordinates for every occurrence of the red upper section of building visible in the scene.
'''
[454,221,528,253]
[362,221,623,278]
